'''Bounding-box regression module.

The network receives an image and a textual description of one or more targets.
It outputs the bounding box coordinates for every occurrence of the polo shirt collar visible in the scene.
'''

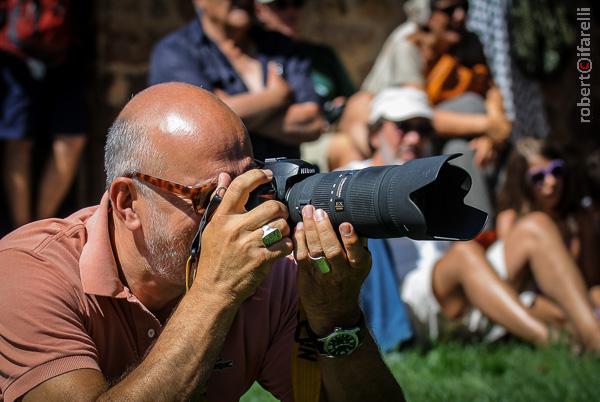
[79,192,128,298]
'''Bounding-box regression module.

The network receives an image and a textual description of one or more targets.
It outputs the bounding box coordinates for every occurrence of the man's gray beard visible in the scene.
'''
[144,206,195,283]
[379,134,428,165]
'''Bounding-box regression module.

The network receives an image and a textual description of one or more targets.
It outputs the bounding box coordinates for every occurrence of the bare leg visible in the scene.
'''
[36,135,86,219]
[327,133,364,171]
[336,91,372,162]
[503,212,600,350]
[590,286,600,310]
[527,295,576,336]
[433,241,548,345]
[3,139,33,227]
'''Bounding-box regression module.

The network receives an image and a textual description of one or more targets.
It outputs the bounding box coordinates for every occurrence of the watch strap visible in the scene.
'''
[305,314,365,357]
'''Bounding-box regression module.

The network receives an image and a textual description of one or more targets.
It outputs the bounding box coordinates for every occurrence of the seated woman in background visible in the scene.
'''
[426,137,600,351]
[493,137,600,323]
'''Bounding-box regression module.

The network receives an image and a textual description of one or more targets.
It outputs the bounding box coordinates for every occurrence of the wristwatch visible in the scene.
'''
[308,316,365,358]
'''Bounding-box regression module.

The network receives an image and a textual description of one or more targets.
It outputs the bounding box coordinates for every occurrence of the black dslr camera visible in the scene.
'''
[247,155,487,240]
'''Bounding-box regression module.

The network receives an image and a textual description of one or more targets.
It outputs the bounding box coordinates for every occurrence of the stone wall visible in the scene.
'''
[299,0,405,82]
[84,0,195,200]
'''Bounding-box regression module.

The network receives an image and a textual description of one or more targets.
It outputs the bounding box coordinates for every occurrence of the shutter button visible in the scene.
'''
[147,328,156,338]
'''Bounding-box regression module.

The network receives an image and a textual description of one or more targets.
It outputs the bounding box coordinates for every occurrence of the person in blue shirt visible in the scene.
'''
[149,0,326,162]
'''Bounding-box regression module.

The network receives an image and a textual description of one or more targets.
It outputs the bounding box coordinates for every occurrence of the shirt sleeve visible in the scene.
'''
[148,37,214,91]
[256,258,299,402]
[0,249,100,402]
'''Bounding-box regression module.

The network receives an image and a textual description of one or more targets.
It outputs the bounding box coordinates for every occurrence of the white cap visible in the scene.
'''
[369,87,433,124]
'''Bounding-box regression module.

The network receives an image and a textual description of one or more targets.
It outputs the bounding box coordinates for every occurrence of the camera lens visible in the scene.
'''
[285,155,487,240]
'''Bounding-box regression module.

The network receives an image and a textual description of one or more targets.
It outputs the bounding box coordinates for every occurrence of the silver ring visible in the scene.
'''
[215,186,227,198]
[309,254,330,274]
[261,224,283,247]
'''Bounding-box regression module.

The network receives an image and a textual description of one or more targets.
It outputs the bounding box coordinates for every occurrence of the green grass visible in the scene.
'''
[240,341,600,402]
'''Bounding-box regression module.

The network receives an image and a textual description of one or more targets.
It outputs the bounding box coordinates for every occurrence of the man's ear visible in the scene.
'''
[109,178,141,231]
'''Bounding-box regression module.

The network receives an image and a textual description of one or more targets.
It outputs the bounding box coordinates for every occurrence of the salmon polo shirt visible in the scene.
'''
[0,194,298,402]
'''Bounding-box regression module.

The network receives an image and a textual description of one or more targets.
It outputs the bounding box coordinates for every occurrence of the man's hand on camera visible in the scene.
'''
[293,205,371,335]
[193,169,294,306]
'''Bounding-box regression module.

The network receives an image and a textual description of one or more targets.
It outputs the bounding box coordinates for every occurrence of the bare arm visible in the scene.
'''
[496,209,517,240]
[337,91,374,158]
[22,170,294,402]
[23,288,242,402]
[294,206,405,402]
[576,209,600,286]
[318,332,403,402]
[216,90,287,125]
[433,109,489,137]
[215,63,292,131]
[469,136,497,168]
[216,64,325,142]
[434,86,511,143]
[255,102,327,146]
[104,289,240,401]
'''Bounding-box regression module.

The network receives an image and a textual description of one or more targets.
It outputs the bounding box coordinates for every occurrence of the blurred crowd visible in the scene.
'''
[1,0,599,353]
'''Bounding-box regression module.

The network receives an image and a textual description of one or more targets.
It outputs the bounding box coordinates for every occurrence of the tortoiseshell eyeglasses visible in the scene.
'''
[130,172,218,213]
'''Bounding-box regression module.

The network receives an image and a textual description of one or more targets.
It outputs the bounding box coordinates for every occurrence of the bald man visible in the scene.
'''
[0,83,404,402]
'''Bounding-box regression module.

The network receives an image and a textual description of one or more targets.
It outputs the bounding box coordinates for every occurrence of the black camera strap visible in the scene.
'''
[185,192,223,293]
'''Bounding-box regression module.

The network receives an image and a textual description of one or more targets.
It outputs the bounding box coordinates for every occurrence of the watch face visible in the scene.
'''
[323,332,359,357]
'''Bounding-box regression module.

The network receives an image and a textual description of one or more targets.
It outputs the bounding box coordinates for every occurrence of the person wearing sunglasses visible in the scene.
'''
[345,93,600,352]
[0,83,404,402]
[431,137,600,350]
[496,138,572,237]
[333,0,512,226]
[342,87,434,171]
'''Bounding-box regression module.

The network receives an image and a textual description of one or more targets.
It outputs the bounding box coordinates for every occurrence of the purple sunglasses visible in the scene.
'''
[527,159,565,186]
